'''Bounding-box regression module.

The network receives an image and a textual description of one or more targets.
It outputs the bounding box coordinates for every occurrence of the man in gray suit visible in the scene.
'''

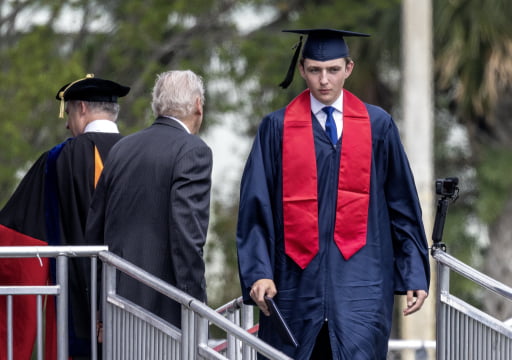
[86,70,212,328]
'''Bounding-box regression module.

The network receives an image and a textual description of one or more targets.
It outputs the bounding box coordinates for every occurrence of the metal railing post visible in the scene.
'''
[36,295,43,360]
[181,306,190,360]
[6,295,13,360]
[56,254,68,360]
[91,256,98,360]
[226,310,237,359]
[436,260,449,360]
[102,261,115,360]
[241,304,254,359]
[197,316,209,359]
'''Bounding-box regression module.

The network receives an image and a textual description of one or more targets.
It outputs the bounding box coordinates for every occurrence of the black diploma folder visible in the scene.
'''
[264,296,299,347]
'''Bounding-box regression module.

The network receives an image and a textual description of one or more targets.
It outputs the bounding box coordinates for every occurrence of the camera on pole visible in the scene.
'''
[431,177,459,254]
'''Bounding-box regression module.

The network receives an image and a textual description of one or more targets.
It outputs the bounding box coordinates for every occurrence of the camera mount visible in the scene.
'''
[431,177,459,254]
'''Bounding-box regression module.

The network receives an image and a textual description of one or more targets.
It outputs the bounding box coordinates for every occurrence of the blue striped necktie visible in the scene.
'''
[322,106,337,145]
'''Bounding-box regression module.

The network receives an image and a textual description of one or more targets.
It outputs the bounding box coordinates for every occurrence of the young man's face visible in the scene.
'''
[299,57,354,105]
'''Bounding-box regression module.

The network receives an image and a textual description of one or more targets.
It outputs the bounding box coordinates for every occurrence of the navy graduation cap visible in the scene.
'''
[279,28,370,89]
[56,74,130,118]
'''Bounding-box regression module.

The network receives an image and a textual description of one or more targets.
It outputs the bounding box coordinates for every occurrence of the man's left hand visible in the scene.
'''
[403,290,428,316]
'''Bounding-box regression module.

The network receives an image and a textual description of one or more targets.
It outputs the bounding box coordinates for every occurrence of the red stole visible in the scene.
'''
[0,225,57,360]
[282,89,371,268]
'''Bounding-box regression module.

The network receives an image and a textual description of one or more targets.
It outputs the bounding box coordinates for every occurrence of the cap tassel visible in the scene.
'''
[279,36,303,89]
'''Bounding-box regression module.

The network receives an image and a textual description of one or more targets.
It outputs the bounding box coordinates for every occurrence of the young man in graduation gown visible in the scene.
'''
[85,70,211,329]
[0,74,130,359]
[236,29,430,359]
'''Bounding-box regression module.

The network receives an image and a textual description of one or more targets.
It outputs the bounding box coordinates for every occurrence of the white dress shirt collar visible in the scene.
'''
[84,119,120,134]
[162,115,191,134]
[310,91,344,116]
[310,91,344,138]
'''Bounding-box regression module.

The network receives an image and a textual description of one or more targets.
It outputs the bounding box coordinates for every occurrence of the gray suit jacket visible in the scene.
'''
[86,116,212,327]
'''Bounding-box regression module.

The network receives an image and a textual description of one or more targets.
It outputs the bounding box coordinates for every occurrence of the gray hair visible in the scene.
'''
[151,70,205,119]
[70,100,120,121]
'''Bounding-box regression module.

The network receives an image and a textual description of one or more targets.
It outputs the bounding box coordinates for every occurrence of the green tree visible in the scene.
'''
[0,0,248,204]
[434,0,512,319]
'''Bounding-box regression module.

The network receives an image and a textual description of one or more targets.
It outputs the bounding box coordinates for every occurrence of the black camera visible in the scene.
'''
[435,177,459,197]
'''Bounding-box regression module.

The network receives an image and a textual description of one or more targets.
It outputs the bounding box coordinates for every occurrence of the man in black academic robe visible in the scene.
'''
[0,74,130,359]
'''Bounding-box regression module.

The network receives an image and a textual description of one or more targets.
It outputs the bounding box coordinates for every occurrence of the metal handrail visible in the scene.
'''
[99,251,292,360]
[432,249,512,300]
[0,245,108,257]
[215,296,244,314]
[2,246,454,359]
[0,246,107,360]
[433,247,512,360]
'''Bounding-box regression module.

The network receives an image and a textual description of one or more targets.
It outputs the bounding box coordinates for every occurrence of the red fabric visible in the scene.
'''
[283,90,319,269]
[334,90,371,260]
[0,224,56,360]
[282,90,371,268]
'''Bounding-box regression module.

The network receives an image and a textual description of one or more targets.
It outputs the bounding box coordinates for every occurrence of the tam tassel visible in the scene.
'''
[58,73,95,118]
[59,98,65,118]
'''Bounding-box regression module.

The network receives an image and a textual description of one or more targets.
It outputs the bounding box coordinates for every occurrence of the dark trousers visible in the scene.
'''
[310,322,332,360]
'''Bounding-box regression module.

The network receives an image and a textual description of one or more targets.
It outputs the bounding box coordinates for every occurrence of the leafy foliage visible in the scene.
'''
[433,0,512,318]
[476,148,512,223]
[0,0,245,204]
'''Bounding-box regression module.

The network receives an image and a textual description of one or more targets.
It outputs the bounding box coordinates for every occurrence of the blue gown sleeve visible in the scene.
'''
[236,115,281,304]
[384,120,431,294]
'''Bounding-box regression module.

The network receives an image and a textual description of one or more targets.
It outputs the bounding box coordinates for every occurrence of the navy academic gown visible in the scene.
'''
[236,101,430,359]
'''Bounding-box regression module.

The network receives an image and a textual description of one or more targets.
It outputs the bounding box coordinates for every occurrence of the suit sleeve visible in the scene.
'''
[168,142,212,301]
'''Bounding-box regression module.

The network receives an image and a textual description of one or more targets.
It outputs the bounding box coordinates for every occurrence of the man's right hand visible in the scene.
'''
[250,279,277,316]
